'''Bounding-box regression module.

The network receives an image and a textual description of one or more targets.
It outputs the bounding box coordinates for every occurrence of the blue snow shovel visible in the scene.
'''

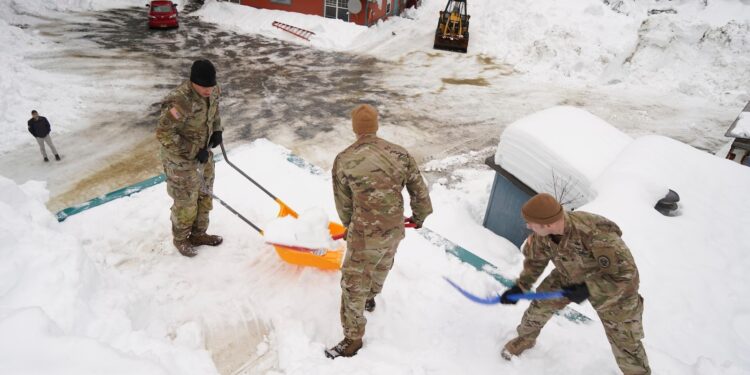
[444,277,565,305]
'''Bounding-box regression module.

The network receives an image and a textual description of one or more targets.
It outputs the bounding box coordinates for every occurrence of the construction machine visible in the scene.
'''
[433,0,470,53]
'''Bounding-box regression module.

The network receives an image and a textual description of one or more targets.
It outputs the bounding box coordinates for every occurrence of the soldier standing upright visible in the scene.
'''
[325,104,433,359]
[156,59,224,257]
[500,193,650,374]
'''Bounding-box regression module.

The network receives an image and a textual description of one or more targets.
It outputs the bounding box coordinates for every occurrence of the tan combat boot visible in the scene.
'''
[501,336,536,360]
[174,239,198,257]
[324,338,363,359]
[189,233,223,246]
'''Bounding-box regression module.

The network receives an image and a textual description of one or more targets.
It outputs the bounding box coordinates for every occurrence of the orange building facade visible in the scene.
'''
[229,0,419,26]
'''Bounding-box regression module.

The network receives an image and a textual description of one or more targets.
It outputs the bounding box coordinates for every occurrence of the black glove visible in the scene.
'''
[196,148,209,164]
[208,131,222,148]
[405,216,422,229]
[499,285,523,305]
[562,283,590,304]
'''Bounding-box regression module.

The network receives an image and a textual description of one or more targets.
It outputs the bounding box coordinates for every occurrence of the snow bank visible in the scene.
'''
[0,14,74,154]
[196,0,750,104]
[583,135,750,373]
[193,1,366,51]
[0,175,218,375]
[20,135,749,374]
[495,106,632,208]
[56,139,623,375]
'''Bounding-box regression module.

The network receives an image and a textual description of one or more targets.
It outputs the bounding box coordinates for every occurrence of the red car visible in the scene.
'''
[146,1,179,29]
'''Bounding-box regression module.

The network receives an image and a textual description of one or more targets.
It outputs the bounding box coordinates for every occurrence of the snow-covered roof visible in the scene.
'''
[495,106,632,208]
[725,101,750,139]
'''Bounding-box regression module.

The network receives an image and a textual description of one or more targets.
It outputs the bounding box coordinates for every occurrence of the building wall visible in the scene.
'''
[237,0,418,26]
[239,0,323,16]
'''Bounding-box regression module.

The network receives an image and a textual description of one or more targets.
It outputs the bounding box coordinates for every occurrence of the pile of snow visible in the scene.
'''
[0,175,217,375]
[197,0,750,104]
[495,106,632,208]
[193,1,366,51]
[263,207,340,250]
[584,134,750,374]
[37,135,748,374]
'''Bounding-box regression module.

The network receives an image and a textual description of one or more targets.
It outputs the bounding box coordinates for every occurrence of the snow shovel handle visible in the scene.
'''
[197,164,263,234]
[330,219,418,241]
[507,291,565,302]
[219,142,299,217]
[444,277,566,305]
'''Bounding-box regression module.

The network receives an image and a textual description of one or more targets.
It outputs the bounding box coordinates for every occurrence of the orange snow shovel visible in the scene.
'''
[216,143,345,270]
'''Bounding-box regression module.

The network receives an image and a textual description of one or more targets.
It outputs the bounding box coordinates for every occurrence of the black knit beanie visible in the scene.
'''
[190,59,216,87]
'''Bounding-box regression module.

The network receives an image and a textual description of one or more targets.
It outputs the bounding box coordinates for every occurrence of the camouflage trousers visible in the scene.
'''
[162,153,214,242]
[514,271,651,375]
[339,242,399,340]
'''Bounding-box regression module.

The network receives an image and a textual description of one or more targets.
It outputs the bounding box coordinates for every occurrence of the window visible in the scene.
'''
[324,0,349,22]
[271,0,292,4]
[386,0,391,14]
[152,5,173,12]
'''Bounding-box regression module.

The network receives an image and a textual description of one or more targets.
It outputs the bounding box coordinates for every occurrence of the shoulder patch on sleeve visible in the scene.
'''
[169,106,182,120]
[591,245,617,274]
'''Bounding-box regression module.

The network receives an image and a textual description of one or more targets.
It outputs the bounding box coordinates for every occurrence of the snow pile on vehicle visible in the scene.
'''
[495,106,632,208]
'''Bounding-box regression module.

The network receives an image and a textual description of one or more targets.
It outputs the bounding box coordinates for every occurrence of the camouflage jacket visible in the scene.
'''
[517,211,641,311]
[333,134,433,250]
[156,80,222,163]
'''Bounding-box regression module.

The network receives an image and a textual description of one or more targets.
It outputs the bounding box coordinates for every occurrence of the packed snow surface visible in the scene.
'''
[2,129,747,373]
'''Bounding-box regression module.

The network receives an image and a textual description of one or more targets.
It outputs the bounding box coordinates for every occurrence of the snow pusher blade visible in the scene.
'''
[216,143,345,270]
[267,221,345,270]
[433,0,470,53]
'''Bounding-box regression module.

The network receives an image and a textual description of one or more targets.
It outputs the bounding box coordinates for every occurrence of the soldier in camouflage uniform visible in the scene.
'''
[325,104,433,359]
[499,193,650,374]
[156,59,224,257]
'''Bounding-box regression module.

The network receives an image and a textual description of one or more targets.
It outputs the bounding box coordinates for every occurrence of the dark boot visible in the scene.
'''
[54,154,61,161]
[324,338,363,359]
[189,233,223,246]
[365,298,376,312]
[173,239,198,257]
[44,157,49,162]
[501,336,536,360]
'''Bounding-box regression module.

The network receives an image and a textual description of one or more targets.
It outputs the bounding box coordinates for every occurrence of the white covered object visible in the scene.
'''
[495,106,633,208]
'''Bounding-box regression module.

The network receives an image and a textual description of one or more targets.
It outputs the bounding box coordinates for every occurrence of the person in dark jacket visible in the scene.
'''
[28,110,61,162]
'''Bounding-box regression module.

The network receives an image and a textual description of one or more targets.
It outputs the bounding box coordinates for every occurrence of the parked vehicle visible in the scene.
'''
[146,1,179,29]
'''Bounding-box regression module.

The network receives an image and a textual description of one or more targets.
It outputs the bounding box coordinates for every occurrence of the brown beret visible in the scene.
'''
[521,193,563,224]
[351,104,378,135]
